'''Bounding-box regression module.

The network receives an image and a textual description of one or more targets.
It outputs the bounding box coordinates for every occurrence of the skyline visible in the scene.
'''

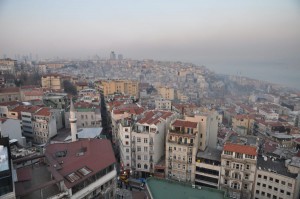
[1,0,300,87]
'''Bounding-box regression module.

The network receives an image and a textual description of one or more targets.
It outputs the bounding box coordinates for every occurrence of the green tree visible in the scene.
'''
[63,80,77,96]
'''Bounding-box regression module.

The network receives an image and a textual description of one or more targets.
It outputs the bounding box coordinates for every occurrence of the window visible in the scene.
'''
[264,176,267,180]
[267,193,271,198]
[268,185,272,189]
[225,170,230,177]
[126,156,129,160]
[273,196,277,199]
[245,173,249,180]
[188,156,192,163]
[244,184,248,189]
[224,179,228,185]
[144,147,148,152]
[281,181,285,185]
[246,164,250,170]
[274,187,278,191]
[235,152,243,159]
[256,190,259,194]
[269,177,273,182]
[280,190,284,194]
[275,179,279,183]
[262,184,266,188]
[137,137,141,142]
[287,183,292,188]
[137,163,141,168]
[137,146,141,151]
[224,151,233,155]
[226,161,230,166]
[258,174,262,178]
[178,164,181,169]
[125,135,129,138]
[137,155,141,160]
[144,164,148,169]
[144,155,148,160]
[126,148,129,153]
[286,192,291,196]
[262,192,265,196]
[257,182,261,186]
[245,154,255,159]
[183,165,186,170]
[144,138,148,143]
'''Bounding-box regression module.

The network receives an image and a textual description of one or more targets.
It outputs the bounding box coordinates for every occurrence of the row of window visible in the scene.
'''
[257,175,293,187]
[223,151,255,159]
[225,161,251,171]
[80,114,95,120]
[257,182,293,192]
[255,189,291,198]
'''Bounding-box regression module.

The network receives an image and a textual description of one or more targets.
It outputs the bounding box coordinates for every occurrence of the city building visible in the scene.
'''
[32,107,57,144]
[0,58,17,74]
[41,73,65,90]
[43,92,69,110]
[157,86,175,100]
[165,119,200,182]
[14,139,117,199]
[65,101,101,128]
[0,101,20,118]
[154,98,172,110]
[220,136,258,199]
[0,118,25,146]
[0,87,21,103]
[253,156,300,199]
[195,147,222,189]
[101,79,139,99]
[0,137,15,199]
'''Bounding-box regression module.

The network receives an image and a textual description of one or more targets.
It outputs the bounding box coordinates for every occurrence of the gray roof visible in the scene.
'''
[257,156,298,178]
[197,147,222,162]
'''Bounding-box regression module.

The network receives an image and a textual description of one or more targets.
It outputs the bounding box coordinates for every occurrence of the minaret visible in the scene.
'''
[69,99,77,142]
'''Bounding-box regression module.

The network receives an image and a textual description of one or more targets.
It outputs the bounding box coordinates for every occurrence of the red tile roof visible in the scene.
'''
[224,143,257,156]
[45,139,116,189]
[74,101,100,109]
[34,107,51,117]
[10,105,40,114]
[0,87,20,93]
[138,111,173,125]
[0,101,20,106]
[172,120,198,129]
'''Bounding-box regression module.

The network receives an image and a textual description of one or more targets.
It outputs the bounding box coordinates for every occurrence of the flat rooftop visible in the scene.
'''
[257,156,297,178]
[147,178,229,199]
[197,147,222,162]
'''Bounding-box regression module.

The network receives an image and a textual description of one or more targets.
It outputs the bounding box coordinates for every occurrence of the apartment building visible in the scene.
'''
[157,86,175,100]
[220,136,258,199]
[131,110,177,178]
[165,119,200,182]
[41,73,65,90]
[20,105,41,140]
[0,87,21,103]
[32,107,57,144]
[101,79,139,99]
[155,98,172,110]
[232,114,255,135]
[0,101,20,118]
[185,111,219,151]
[65,101,101,128]
[0,58,17,74]
[254,156,300,199]
[195,147,222,189]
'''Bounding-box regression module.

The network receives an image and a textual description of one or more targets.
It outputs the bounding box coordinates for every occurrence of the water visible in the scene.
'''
[206,63,300,90]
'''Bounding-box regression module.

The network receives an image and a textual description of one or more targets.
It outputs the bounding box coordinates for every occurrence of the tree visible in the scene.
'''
[63,80,77,96]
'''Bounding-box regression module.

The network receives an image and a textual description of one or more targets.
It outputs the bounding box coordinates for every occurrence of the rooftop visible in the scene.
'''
[224,143,257,156]
[197,147,222,162]
[172,119,198,129]
[146,178,229,199]
[45,139,116,189]
[257,155,298,178]
[138,110,173,125]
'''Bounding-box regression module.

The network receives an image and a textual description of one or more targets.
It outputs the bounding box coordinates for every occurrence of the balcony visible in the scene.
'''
[149,150,154,154]
[149,141,153,146]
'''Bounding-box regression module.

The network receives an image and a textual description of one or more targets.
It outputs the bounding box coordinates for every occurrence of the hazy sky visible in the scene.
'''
[1,0,300,67]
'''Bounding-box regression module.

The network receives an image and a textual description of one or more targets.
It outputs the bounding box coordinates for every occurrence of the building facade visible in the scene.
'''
[101,79,139,99]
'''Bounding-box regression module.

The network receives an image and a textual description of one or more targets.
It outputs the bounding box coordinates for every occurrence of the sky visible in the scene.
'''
[0,0,300,86]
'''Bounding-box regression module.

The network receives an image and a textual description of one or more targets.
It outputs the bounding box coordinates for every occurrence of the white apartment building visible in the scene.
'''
[32,107,57,144]
[220,136,258,199]
[118,110,177,178]
[165,119,200,182]
[254,156,300,199]
[155,98,172,110]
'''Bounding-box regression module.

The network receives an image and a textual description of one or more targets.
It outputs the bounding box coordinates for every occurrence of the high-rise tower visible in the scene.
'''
[69,99,77,142]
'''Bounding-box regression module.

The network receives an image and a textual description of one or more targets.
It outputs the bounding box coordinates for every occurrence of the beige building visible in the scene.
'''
[101,79,139,98]
[166,119,200,182]
[0,58,16,74]
[220,136,258,199]
[0,87,21,103]
[41,73,65,90]
[157,86,175,100]
[155,98,172,110]
[254,156,300,199]
[232,114,255,135]
[185,111,219,151]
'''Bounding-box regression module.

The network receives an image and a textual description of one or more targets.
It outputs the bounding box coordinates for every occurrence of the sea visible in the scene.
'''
[205,63,300,90]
